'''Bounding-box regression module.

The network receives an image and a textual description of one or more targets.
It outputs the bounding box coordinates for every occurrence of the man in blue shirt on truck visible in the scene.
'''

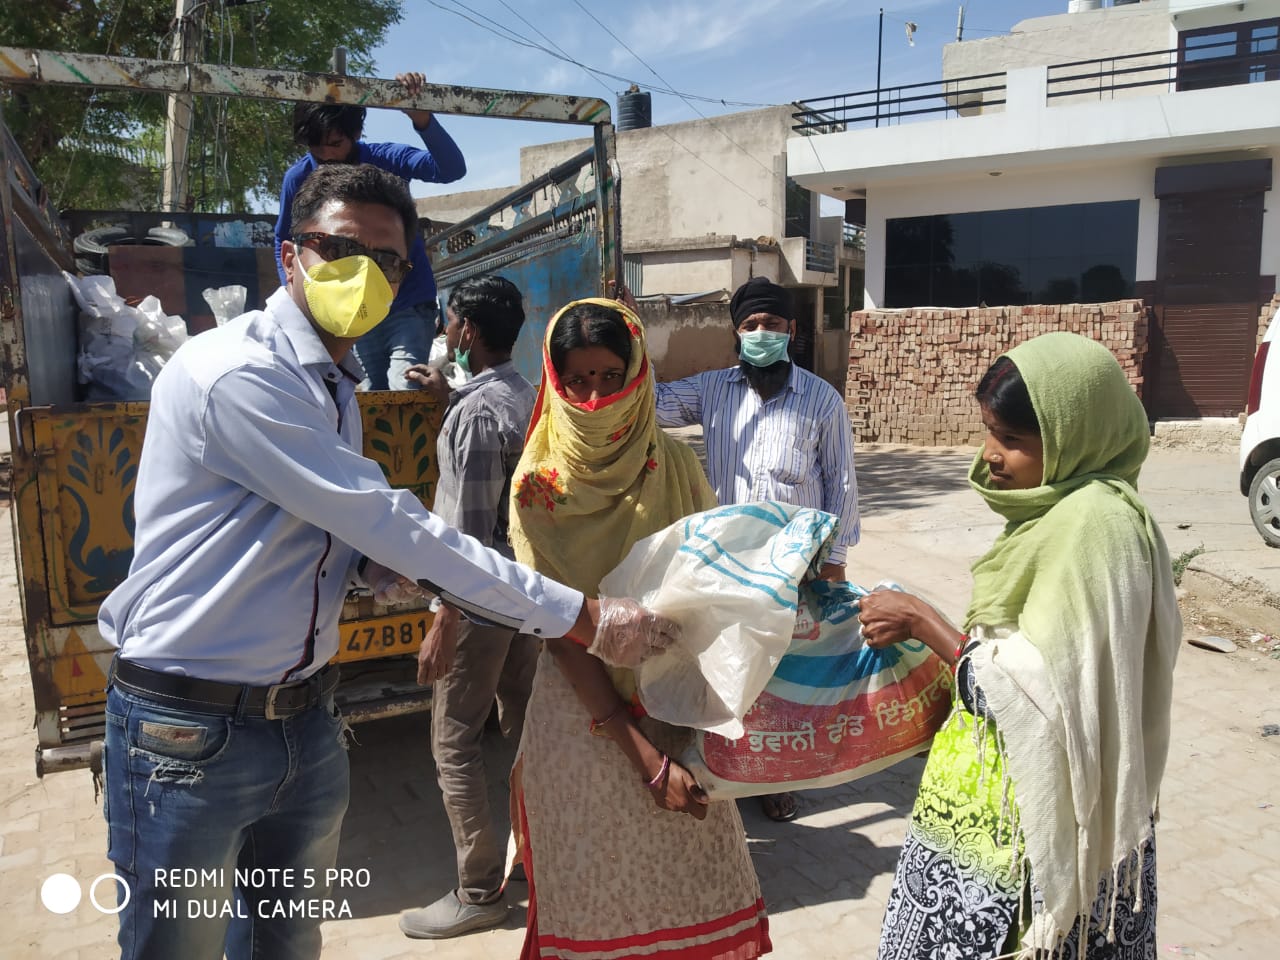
[274,72,465,390]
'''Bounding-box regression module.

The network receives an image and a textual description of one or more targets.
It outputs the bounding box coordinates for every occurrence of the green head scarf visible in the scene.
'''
[964,331,1151,628]
[955,333,1182,947]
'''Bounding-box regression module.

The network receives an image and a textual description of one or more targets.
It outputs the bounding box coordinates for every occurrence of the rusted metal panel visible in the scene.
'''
[359,392,444,508]
[25,394,441,625]
[19,391,444,762]
[428,141,619,384]
[0,47,611,126]
[30,405,146,624]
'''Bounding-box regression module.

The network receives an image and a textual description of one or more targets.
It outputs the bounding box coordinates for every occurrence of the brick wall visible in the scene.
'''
[846,301,1149,446]
[1258,294,1280,347]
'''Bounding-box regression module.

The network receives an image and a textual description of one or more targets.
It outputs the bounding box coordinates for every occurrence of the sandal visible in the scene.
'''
[760,791,799,822]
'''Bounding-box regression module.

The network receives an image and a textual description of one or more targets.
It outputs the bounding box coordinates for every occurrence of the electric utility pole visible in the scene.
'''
[162,0,204,212]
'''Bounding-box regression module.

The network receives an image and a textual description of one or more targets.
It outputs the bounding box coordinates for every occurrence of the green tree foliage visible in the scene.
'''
[0,0,401,212]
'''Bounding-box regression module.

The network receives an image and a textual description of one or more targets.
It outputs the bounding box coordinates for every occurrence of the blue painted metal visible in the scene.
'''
[438,231,597,385]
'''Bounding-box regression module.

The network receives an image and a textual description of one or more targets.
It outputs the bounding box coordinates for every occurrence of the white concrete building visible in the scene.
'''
[788,0,1280,418]
[420,107,866,388]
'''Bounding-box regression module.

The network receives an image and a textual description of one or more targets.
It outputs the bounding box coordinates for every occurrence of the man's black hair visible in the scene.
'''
[293,102,366,147]
[549,302,632,376]
[290,164,418,253]
[448,275,526,355]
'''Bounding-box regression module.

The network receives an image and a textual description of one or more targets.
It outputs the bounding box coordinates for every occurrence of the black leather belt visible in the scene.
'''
[111,659,340,720]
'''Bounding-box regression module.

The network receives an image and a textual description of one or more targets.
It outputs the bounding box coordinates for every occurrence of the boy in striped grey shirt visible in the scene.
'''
[403,275,538,938]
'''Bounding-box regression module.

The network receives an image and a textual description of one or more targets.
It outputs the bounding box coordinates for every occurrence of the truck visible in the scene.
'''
[0,46,621,775]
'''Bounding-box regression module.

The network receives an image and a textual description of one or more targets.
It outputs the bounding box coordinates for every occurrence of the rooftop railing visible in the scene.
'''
[792,71,1006,134]
[1047,40,1278,101]
[792,37,1278,133]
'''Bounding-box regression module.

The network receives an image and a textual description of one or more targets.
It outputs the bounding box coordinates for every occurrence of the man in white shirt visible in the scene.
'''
[100,163,673,960]
[655,276,860,822]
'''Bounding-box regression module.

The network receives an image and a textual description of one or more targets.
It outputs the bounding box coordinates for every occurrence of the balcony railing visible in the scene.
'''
[792,71,1007,134]
[805,239,836,273]
[842,222,866,250]
[792,37,1278,133]
[1047,39,1279,101]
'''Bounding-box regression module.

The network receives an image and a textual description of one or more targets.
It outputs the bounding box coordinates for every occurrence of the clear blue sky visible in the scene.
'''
[359,0,1072,202]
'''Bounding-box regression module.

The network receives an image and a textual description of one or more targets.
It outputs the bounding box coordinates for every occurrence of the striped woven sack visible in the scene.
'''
[683,580,953,799]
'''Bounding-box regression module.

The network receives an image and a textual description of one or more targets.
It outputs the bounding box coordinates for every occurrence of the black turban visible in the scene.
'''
[730,276,792,327]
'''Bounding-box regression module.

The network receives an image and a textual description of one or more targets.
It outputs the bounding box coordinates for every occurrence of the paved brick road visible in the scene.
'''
[1,443,1277,959]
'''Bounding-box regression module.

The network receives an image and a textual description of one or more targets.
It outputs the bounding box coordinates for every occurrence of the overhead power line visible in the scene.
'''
[493,0,615,98]
[570,0,779,182]
[426,0,776,108]
[423,0,789,218]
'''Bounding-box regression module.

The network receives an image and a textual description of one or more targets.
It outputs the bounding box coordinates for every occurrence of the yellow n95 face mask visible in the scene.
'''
[297,255,395,339]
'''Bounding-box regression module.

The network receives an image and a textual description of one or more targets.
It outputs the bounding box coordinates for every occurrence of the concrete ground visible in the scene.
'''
[1,440,1278,959]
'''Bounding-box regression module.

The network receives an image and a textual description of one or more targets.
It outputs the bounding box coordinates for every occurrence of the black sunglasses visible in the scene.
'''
[293,232,413,283]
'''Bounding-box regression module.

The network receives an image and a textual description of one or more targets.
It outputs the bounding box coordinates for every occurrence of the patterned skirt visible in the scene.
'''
[516,650,771,960]
[877,712,1158,960]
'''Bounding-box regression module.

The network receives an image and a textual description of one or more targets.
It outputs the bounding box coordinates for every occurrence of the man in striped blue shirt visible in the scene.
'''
[654,276,860,822]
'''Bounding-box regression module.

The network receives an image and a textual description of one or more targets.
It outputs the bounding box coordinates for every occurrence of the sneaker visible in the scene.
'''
[398,890,507,939]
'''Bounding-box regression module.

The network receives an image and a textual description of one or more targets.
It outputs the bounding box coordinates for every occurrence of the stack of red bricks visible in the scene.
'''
[1257,295,1280,348]
[845,301,1150,446]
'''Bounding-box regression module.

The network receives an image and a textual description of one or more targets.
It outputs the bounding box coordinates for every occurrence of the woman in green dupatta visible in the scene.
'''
[860,332,1181,960]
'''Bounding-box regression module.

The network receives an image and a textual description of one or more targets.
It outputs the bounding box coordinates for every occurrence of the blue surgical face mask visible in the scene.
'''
[738,329,791,367]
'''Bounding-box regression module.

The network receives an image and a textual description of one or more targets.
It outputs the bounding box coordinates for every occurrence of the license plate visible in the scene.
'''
[335,613,431,663]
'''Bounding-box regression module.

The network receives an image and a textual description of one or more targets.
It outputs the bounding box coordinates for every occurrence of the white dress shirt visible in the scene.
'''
[99,288,582,685]
[655,364,860,564]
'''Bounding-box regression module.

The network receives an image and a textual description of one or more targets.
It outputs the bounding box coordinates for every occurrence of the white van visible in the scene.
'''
[1240,314,1280,546]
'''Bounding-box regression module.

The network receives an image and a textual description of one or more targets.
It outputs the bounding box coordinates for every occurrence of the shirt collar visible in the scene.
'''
[452,359,516,400]
[265,287,365,382]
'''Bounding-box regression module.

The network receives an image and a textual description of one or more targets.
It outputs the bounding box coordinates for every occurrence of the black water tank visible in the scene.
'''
[617,86,652,131]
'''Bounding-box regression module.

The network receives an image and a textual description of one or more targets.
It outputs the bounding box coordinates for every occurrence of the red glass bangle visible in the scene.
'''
[951,634,970,673]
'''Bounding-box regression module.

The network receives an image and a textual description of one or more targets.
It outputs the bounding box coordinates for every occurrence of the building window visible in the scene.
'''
[823,266,865,330]
[884,201,1139,309]
[822,283,845,331]
[785,178,812,239]
[1178,17,1280,91]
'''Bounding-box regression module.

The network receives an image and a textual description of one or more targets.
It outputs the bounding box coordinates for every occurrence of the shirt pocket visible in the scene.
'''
[770,445,816,487]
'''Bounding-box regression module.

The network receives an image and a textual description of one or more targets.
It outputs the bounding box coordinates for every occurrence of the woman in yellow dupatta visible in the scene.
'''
[511,298,771,960]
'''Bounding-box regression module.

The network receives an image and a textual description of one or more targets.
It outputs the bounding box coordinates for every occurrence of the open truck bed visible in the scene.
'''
[0,47,619,775]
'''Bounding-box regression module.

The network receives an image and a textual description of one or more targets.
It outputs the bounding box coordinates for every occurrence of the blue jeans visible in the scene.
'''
[104,685,350,960]
[354,300,439,391]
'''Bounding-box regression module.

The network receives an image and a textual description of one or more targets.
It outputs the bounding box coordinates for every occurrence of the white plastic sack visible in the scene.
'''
[128,295,188,393]
[66,272,138,340]
[65,272,188,401]
[428,334,471,389]
[598,502,837,739]
[202,284,247,326]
